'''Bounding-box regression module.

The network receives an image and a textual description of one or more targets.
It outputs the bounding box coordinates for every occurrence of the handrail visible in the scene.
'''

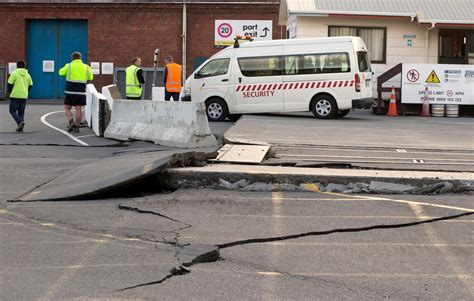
[375,63,402,114]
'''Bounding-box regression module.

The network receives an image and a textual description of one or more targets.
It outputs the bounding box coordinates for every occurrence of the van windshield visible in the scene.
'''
[357,51,371,72]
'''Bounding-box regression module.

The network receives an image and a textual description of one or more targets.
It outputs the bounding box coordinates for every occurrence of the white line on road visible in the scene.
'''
[40,111,89,146]
[75,134,95,139]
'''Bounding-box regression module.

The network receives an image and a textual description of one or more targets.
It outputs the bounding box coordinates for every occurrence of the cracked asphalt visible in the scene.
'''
[1,189,473,300]
[1,103,473,300]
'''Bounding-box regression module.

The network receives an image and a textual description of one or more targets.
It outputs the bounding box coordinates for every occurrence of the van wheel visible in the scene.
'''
[311,95,337,119]
[206,98,228,121]
[336,109,351,118]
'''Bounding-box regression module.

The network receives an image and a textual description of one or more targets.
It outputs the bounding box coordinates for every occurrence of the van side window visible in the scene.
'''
[284,56,299,75]
[238,56,282,77]
[196,58,230,78]
[357,51,371,72]
[301,53,351,74]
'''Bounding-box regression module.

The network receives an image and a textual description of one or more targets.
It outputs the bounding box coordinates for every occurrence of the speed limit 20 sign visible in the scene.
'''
[215,20,272,46]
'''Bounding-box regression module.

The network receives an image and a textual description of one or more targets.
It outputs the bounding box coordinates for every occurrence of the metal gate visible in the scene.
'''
[27,20,88,99]
[114,68,164,100]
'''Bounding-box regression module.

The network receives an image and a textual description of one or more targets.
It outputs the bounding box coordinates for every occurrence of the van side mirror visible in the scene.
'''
[194,73,201,79]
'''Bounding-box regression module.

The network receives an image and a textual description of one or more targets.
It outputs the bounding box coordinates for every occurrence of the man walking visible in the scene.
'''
[59,52,93,133]
[163,55,182,101]
[8,60,33,132]
[125,57,145,100]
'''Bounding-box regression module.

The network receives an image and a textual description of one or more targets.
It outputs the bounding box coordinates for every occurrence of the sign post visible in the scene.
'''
[215,20,272,47]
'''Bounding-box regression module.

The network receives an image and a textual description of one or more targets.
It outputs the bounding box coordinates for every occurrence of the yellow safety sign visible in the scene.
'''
[425,70,440,83]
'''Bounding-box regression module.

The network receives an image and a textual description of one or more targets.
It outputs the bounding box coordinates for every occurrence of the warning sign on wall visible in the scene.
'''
[215,20,272,46]
[402,64,474,105]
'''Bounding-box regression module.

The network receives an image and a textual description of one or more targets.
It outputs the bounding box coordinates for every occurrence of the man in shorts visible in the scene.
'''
[59,52,93,133]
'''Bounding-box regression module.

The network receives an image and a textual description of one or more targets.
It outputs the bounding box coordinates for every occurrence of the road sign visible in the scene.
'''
[402,64,474,105]
[425,70,440,83]
[215,20,272,47]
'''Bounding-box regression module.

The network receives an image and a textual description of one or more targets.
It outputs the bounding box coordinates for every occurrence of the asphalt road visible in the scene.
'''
[1,102,473,300]
[1,189,473,300]
[225,112,474,172]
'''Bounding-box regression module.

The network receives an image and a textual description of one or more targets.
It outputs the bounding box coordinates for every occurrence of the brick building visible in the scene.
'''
[0,0,282,99]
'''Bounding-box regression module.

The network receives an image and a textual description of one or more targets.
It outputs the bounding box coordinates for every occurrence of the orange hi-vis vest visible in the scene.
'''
[165,63,182,93]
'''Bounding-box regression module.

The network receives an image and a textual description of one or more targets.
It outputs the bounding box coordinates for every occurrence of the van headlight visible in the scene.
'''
[183,87,191,96]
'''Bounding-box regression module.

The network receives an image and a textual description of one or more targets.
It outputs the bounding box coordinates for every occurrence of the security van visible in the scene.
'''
[183,36,373,121]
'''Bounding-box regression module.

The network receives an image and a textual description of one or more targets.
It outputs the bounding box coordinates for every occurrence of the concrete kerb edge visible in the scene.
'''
[161,168,474,194]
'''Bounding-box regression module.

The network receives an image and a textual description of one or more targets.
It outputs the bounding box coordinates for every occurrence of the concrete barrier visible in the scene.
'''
[102,84,122,110]
[104,100,218,148]
[86,84,111,137]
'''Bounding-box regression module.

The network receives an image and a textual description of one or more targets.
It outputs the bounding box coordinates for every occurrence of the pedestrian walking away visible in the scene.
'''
[7,60,33,132]
[59,52,93,134]
[125,57,145,100]
[163,55,182,101]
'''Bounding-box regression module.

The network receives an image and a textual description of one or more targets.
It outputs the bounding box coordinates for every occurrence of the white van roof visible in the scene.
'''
[239,36,363,48]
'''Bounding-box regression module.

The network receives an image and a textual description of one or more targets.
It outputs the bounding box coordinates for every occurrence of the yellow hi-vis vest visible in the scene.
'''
[165,63,182,93]
[125,65,142,98]
[8,68,33,99]
[58,59,93,96]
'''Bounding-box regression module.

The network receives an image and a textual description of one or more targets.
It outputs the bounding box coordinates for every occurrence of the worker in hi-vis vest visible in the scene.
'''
[163,55,182,101]
[58,52,93,134]
[7,60,33,132]
[125,57,145,100]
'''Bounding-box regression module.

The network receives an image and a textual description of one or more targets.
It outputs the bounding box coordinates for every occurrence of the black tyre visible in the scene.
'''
[311,95,338,119]
[336,109,351,118]
[228,114,242,122]
[205,98,228,121]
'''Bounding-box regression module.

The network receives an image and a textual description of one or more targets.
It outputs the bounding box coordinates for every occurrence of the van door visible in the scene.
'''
[191,57,233,104]
[233,47,283,113]
[356,51,373,100]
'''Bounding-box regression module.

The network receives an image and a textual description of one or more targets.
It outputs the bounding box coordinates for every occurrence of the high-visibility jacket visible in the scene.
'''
[165,63,182,93]
[125,65,142,98]
[58,59,93,96]
[8,68,33,99]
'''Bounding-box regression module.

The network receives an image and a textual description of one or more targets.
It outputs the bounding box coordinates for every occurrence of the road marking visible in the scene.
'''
[192,267,472,279]
[396,149,407,153]
[319,192,474,212]
[3,262,174,271]
[75,134,95,139]
[409,203,474,295]
[412,159,425,163]
[0,209,7,214]
[40,111,89,146]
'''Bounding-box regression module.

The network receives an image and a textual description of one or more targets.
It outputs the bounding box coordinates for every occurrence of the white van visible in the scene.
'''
[184,37,373,121]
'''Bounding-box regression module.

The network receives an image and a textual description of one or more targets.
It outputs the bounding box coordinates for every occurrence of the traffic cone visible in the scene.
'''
[421,86,430,117]
[387,86,398,116]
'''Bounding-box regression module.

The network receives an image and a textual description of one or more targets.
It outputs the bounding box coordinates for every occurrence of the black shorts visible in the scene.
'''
[64,94,86,106]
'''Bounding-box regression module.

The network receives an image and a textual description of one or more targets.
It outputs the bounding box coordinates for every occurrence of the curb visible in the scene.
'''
[162,164,474,194]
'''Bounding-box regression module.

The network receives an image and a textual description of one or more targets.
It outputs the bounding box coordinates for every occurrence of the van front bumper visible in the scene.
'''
[352,97,374,109]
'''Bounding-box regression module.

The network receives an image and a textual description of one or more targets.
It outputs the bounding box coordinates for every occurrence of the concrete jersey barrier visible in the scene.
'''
[104,100,218,148]
[102,84,123,110]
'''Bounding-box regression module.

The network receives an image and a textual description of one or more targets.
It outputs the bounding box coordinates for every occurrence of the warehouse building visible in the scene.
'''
[0,0,282,99]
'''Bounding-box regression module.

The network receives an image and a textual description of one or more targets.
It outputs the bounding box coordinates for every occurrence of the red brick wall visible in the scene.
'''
[0,3,281,92]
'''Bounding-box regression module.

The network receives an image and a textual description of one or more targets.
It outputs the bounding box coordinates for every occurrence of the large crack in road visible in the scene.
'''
[114,204,473,292]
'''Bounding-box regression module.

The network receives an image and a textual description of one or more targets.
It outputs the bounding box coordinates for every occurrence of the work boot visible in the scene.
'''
[67,119,75,132]
[73,125,80,134]
[16,121,25,132]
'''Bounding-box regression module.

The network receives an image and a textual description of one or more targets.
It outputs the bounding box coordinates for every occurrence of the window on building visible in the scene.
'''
[196,58,230,78]
[238,56,282,77]
[329,26,386,63]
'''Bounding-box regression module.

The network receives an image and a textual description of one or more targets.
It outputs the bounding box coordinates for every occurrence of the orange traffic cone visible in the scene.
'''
[387,86,398,116]
[421,86,430,117]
